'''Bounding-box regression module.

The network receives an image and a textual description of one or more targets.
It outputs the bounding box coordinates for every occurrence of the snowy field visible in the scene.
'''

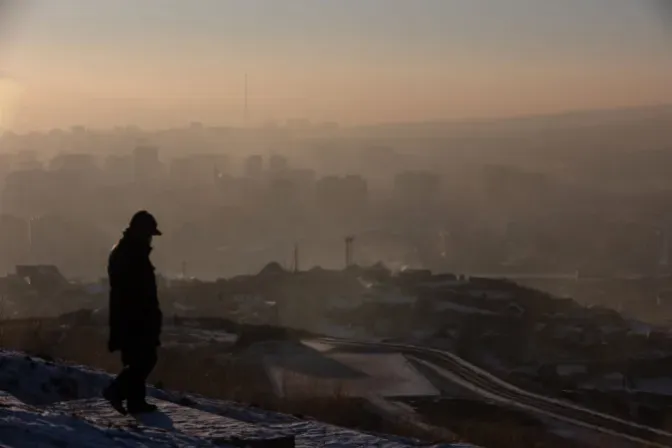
[238,339,441,399]
[0,350,475,447]
[161,327,238,349]
[268,352,441,398]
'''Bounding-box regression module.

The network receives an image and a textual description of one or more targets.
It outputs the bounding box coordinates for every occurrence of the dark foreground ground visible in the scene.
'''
[0,316,588,448]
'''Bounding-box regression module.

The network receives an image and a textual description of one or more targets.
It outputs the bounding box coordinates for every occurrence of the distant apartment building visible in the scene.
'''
[49,153,101,188]
[243,154,263,179]
[316,175,368,211]
[14,159,43,172]
[15,149,38,166]
[360,146,401,183]
[45,169,92,217]
[1,169,47,218]
[285,168,316,192]
[27,213,107,277]
[286,118,311,130]
[103,154,135,185]
[0,214,29,272]
[0,153,15,185]
[268,154,289,174]
[3,165,94,219]
[265,177,299,209]
[170,153,230,188]
[169,157,191,187]
[133,145,163,184]
[263,167,317,205]
[478,164,551,216]
[49,153,97,172]
[216,175,261,207]
[393,170,440,205]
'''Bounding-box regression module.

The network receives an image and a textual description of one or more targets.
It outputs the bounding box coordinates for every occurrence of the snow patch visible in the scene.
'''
[0,350,474,447]
[434,301,497,316]
[634,377,672,396]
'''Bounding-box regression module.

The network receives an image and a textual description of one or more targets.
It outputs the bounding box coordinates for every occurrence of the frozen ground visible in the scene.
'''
[323,352,441,397]
[241,341,441,398]
[161,327,238,349]
[0,350,475,447]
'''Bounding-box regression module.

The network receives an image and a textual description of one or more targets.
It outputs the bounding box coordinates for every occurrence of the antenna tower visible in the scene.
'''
[244,73,249,127]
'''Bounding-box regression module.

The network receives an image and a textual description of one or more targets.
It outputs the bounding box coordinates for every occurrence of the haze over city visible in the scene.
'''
[0,0,671,130]
[2,2,672,447]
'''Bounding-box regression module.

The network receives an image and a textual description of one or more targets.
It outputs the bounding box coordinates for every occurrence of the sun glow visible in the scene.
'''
[0,78,22,130]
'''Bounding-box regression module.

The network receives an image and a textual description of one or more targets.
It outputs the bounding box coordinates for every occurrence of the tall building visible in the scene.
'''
[0,214,29,272]
[169,157,192,187]
[1,169,46,218]
[394,170,440,205]
[285,168,316,194]
[243,154,263,179]
[49,153,96,172]
[133,145,162,184]
[192,153,230,183]
[269,154,289,174]
[104,154,134,184]
[316,175,368,211]
[0,153,14,183]
[49,153,100,188]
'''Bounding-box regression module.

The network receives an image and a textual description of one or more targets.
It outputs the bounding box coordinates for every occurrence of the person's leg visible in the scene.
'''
[103,349,134,414]
[116,348,137,399]
[126,346,158,411]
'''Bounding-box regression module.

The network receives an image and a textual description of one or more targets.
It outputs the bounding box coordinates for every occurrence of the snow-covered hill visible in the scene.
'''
[0,351,474,447]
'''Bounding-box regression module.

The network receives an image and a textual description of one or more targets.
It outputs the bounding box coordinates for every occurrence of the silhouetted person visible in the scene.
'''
[103,210,163,415]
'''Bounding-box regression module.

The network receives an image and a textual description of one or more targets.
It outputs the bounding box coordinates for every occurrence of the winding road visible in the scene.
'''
[319,337,672,448]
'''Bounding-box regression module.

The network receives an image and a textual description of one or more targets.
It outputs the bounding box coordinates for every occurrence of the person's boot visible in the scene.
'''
[103,384,127,415]
[127,401,158,414]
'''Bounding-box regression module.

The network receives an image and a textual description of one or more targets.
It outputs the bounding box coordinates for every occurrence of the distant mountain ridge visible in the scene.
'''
[348,104,672,138]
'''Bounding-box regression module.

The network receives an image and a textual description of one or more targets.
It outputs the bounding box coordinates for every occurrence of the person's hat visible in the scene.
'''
[128,210,162,236]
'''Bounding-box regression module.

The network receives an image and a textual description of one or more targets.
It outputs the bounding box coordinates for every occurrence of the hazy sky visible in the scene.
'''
[1,0,671,129]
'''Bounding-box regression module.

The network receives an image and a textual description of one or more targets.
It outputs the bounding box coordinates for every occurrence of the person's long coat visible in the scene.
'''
[107,233,162,352]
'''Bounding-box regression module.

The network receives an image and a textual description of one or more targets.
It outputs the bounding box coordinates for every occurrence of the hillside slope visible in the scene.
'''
[0,350,474,447]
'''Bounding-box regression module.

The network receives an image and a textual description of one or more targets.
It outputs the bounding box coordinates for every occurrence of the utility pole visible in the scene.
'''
[661,228,670,267]
[345,236,354,268]
[293,243,299,273]
[27,217,34,264]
